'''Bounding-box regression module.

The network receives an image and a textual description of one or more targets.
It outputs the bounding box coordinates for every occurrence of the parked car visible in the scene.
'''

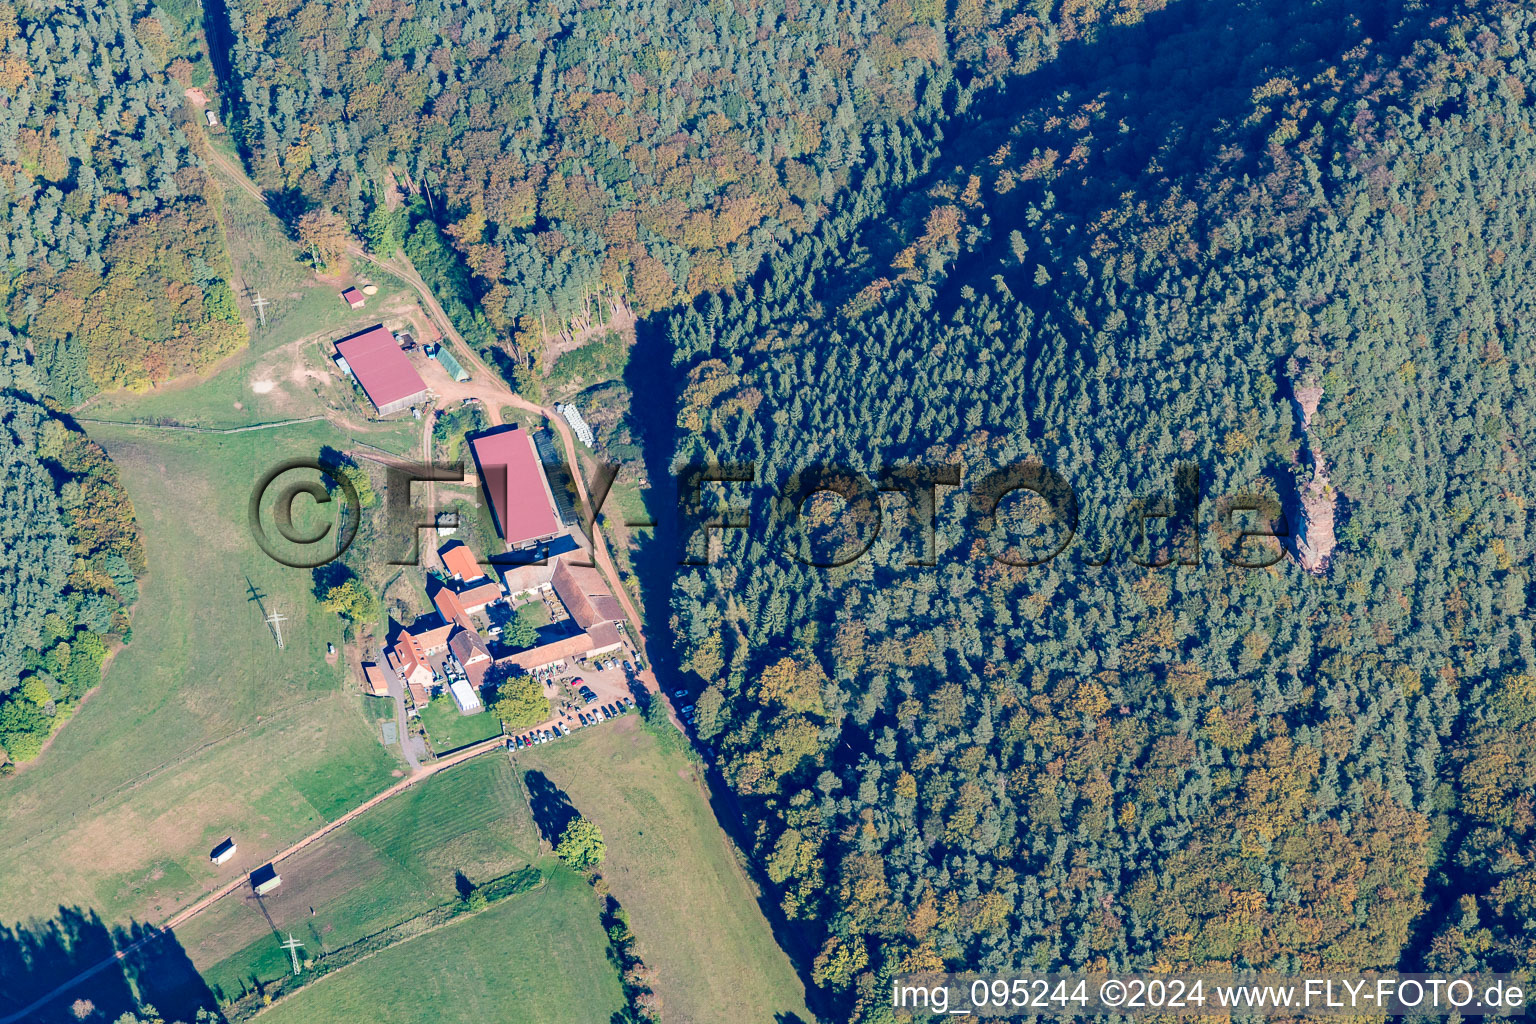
[683,705,696,716]
[673,689,687,698]
[622,696,634,708]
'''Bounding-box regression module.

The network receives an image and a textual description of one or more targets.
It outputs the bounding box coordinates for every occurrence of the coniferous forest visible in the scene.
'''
[2,0,1535,1019]
[657,2,1536,1018]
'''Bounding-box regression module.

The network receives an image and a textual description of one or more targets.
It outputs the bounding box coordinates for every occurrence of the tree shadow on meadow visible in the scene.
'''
[0,906,221,1024]
[522,769,579,848]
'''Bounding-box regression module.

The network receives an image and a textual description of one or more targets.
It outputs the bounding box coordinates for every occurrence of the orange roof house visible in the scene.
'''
[430,587,471,631]
[441,542,484,581]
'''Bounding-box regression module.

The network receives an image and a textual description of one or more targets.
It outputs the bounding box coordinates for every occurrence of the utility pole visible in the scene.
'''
[265,609,288,650]
[251,292,271,329]
[280,934,305,975]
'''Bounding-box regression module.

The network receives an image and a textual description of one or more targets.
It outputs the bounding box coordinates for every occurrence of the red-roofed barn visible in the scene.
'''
[341,287,365,309]
[469,426,562,549]
[335,325,430,416]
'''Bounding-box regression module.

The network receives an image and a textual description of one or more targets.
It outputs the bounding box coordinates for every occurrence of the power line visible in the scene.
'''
[280,934,305,975]
[265,609,288,650]
[251,292,271,329]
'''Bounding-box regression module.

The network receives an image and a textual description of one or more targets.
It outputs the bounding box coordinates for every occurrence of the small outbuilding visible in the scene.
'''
[250,864,281,896]
[210,838,236,865]
[449,679,484,714]
[341,287,365,309]
[361,662,390,697]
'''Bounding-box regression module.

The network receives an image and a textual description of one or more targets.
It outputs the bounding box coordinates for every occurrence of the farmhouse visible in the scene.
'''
[448,628,493,686]
[210,838,236,865]
[340,287,365,309]
[334,324,430,416]
[494,555,627,672]
[469,426,562,550]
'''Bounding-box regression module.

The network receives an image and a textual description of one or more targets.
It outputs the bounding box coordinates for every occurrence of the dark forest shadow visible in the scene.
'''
[522,769,578,846]
[0,907,221,1024]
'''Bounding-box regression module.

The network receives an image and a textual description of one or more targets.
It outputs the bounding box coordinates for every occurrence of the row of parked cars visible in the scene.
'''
[576,696,633,726]
[510,725,566,749]
[506,693,636,752]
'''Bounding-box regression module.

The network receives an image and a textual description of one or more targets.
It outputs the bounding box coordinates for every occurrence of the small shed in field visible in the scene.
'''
[250,864,281,896]
[210,838,236,865]
[341,287,365,309]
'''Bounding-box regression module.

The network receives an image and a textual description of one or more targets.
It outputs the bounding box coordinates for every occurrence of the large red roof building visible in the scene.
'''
[469,426,562,549]
[335,325,430,416]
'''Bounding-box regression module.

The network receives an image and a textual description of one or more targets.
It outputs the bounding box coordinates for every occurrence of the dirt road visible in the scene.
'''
[0,736,504,1024]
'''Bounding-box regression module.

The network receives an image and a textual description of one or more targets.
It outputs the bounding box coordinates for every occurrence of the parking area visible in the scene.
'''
[504,656,646,752]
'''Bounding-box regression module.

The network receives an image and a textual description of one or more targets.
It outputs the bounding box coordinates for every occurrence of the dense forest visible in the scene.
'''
[0,0,186,769]
[0,0,244,403]
[221,0,1167,383]
[0,344,143,769]
[657,1,1536,1018]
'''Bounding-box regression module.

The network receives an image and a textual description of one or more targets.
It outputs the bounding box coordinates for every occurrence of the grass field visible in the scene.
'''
[418,698,503,754]
[257,866,623,1024]
[176,756,537,999]
[515,717,813,1024]
[0,421,408,929]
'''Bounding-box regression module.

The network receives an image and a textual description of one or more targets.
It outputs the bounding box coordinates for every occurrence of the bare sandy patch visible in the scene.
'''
[251,379,276,394]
